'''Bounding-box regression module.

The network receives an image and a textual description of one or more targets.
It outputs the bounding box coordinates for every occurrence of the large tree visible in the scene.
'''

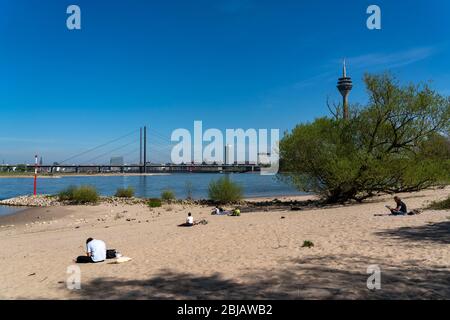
[280,73,450,203]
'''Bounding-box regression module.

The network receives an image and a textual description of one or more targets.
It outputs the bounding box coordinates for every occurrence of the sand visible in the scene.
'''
[0,188,449,300]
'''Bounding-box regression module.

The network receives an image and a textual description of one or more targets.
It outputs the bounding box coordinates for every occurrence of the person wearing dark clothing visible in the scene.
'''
[76,256,95,263]
[387,196,408,215]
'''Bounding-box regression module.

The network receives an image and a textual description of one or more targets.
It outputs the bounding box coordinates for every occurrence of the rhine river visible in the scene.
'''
[0,173,303,216]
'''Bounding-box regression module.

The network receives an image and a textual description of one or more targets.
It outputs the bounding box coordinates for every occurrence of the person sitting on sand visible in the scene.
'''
[211,207,220,215]
[76,238,106,263]
[178,213,195,227]
[386,196,408,216]
[186,212,194,225]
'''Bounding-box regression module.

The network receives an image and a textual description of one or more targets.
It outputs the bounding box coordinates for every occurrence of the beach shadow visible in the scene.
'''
[65,255,450,300]
[73,269,314,300]
[287,255,450,299]
[376,220,450,244]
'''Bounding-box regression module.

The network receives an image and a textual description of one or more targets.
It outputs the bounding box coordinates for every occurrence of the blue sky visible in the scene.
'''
[1,0,449,164]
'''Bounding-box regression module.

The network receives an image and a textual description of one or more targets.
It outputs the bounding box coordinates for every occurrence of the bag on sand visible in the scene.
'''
[106,249,117,259]
[408,209,422,216]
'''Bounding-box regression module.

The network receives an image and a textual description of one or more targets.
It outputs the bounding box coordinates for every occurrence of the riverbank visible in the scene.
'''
[0,193,315,208]
[0,173,304,201]
[0,187,449,299]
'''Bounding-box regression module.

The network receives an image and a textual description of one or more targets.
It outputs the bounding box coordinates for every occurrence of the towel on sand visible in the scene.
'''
[109,256,132,264]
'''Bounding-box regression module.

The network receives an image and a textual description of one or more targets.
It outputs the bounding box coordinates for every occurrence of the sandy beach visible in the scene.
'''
[0,188,449,300]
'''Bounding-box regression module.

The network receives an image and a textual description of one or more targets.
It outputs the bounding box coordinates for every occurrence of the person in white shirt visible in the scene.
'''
[76,238,107,263]
[178,213,195,227]
[186,213,194,225]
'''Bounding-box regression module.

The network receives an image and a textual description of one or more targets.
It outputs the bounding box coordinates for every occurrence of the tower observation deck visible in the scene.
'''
[337,60,353,120]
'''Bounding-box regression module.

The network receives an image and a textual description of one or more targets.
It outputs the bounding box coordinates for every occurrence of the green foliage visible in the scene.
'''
[427,195,450,210]
[58,186,77,201]
[58,185,99,204]
[161,189,176,202]
[231,209,241,216]
[280,73,450,203]
[115,186,135,198]
[15,164,27,172]
[208,176,243,204]
[147,198,162,208]
[302,240,314,248]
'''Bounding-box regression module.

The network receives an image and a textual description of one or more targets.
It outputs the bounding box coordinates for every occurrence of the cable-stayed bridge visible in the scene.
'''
[0,126,261,174]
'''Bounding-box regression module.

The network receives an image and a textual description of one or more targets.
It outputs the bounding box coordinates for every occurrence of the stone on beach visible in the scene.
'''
[0,195,60,207]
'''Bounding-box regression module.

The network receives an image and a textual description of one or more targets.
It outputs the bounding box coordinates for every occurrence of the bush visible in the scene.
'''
[58,185,99,204]
[302,240,314,248]
[115,186,135,198]
[208,176,243,204]
[427,195,450,210]
[15,164,27,172]
[58,185,77,201]
[147,198,162,208]
[280,73,450,203]
[161,189,176,202]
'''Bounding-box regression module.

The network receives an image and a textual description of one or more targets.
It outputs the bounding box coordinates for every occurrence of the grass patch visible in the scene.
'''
[147,198,162,208]
[115,186,135,198]
[58,186,77,201]
[58,185,99,204]
[302,240,314,248]
[161,189,176,202]
[208,176,243,204]
[427,195,450,210]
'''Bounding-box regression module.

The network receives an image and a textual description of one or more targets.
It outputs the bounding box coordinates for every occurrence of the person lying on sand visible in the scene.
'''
[386,196,408,216]
[76,238,106,263]
[211,207,229,215]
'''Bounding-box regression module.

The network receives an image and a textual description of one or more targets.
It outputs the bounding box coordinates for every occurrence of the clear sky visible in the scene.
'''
[1,0,449,164]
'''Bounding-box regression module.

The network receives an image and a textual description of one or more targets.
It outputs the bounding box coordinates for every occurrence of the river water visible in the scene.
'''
[0,173,302,216]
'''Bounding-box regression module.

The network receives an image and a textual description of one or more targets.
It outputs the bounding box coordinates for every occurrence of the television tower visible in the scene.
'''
[337,60,353,120]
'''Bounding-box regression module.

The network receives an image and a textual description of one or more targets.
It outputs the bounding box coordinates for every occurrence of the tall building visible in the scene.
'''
[337,60,353,120]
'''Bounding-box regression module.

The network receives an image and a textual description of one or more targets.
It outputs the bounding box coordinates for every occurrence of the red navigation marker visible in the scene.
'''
[33,155,38,196]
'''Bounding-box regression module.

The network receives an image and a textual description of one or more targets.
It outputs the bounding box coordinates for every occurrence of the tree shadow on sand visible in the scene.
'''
[376,220,450,244]
[65,255,450,300]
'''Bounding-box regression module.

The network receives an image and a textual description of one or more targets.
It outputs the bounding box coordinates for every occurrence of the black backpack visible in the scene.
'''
[106,249,117,259]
